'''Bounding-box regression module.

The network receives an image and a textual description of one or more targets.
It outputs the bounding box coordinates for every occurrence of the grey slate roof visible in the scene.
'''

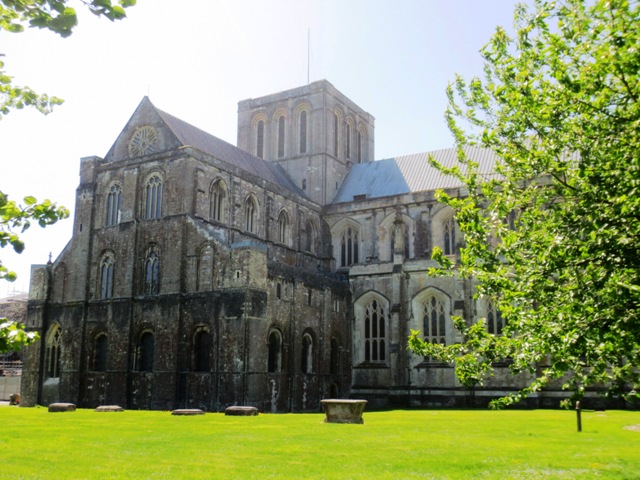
[332,146,499,203]
[155,108,303,195]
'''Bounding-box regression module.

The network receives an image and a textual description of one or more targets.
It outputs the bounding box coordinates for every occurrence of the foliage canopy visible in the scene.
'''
[408,0,640,407]
[0,0,134,351]
[0,0,136,117]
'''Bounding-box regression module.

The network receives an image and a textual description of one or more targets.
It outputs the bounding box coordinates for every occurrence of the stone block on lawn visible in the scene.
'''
[225,406,259,416]
[321,399,367,424]
[171,409,205,416]
[48,403,76,412]
[95,405,124,412]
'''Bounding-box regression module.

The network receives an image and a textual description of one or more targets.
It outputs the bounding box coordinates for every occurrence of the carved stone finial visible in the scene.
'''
[47,252,53,265]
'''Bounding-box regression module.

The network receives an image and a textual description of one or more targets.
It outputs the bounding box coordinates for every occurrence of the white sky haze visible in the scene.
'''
[1,0,523,297]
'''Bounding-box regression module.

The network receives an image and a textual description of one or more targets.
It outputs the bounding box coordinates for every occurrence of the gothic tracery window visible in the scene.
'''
[144,248,160,295]
[340,226,359,267]
[364,299,386,363]
[277,210,289,245]
[423,296,447,346]
[443,217,457,255]
[144,175,163,219]
[100,254,114,300]
[105,183,122,226]
[245,197,258,233]
[486,299,504,335]
[210,179,226,223]
[45,324,62,379]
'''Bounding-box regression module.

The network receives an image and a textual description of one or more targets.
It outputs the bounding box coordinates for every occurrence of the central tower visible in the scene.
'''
[237,80,375,205]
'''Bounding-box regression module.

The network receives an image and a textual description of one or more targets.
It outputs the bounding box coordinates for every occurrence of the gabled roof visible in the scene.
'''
[332,146,499,203]
[154,107,302,195]
[105,97,302,197]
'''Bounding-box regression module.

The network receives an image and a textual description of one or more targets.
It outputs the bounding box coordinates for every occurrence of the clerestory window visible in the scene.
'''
[105,184,122,226]
[144,175,163,219]
[364,299,386,363]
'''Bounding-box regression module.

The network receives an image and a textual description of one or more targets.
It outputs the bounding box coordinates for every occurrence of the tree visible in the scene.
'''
[1,0,136,117]
[0,0,135,352]
[408,0,640,408]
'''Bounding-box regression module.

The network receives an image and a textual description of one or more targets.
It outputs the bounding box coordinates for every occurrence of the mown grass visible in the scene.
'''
[0,407,639,479]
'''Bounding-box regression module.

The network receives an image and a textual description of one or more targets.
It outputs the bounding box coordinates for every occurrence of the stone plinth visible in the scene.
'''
[321,399,367,424]
[95,405,124,412]
[225,406,259,416]
[171,409,205,416]
[48,403,76,412]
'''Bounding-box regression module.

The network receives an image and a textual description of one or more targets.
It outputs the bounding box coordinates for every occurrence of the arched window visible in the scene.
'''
[299,110,307,154]
[105,184,122,226]
[346,123,351,159]
[340,226,359,267]
[364,299,386,363]
[100,254,114,300]
[210,180,227,222]
[423,296,447,345]
[256,120,265,159]
[444,217,457,255]
[94,334,108,372]
[486,299,504,335]
[267,330,283,373]
[245,197,258,233]
[277,210,289,245]
[277,115,285,158]
[334,112,339,157]
[144,175,163,219]
[304,220,315,254]
[391,222,410,259]
[301,333,313,374]
[193,326,212,372]
[45,324,62,379]
[330,337,340,375]
[357,130,363,163]
[197,245,214,292]
[144,248,160,295]
[137,331,154,372]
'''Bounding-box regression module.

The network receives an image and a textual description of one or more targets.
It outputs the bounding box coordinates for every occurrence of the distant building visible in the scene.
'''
[23,80,542,411]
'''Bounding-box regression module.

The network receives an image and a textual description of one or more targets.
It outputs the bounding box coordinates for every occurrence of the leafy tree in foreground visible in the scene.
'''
[0,0,135,351]
[0,0,136,117]
[408,0,640,407]
[0,192,68,352]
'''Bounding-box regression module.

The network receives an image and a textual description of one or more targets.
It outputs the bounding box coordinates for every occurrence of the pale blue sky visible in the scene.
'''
[1,0,523,296]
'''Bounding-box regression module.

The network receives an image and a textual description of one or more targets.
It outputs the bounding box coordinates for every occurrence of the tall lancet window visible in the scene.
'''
[340,226,359,267]
[105,184,121,226]
[277,115,285,158]
[444,217,457,255]
[145,175,163,219]
[299,110,307,154]
[144,249,160,295]
[256,120,265,159]
[100,254,114,300]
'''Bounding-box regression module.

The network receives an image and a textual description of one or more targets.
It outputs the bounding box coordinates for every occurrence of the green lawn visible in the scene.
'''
[0,406,638,479]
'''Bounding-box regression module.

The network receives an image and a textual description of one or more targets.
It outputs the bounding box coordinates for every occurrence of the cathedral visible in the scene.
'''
[22,80,537,412]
